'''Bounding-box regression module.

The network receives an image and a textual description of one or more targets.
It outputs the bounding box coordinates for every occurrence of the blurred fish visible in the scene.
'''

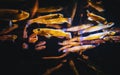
[80,39,105,45]
[70,2,77,24]
[58,39,105,46]
[0,24,18,35]
[33,28,72,39]
[0,35,17,41]
[79,22,114,34]
[87,10,107,24]
[46,24,62,29]
[87,0,104,12]
[28,13,71,25]
[65,24,92,32]
[105,28,120,34]
[58,41,80,46]
[22,42,29,49]
[30,0,39,18]
[103,36,120,42]
[62,45,96,53]
[37,6,63,13]
[58,37,81,47]
[28,33,38,43]
[82,31,116,40]
[23,25,28,39]
[59,44,73,52]
[35,41,46,50]
[58,31,115,45]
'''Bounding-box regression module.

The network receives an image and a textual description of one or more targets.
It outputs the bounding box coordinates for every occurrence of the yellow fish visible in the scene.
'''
[82,31,116,40]
[33,28,71,39]
[87,10,107,24]
[87,0,104,12]
[28,13,71,25]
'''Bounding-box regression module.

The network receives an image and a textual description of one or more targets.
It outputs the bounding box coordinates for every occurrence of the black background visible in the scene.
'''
[0,0,120,75]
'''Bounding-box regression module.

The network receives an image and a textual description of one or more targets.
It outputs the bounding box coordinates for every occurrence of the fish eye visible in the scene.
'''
[37,29,40,31]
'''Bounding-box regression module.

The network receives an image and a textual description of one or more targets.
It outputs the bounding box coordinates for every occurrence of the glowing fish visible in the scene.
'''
[62,45,96,53]
[82,31,116,40]
[65,24,92,32]
[80,22,114,34]
[87,10,107,24]
[28,13,71,25]
[33,28,71,39]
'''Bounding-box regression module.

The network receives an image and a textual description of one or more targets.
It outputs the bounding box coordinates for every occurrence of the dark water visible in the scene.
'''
[0,0,120,75]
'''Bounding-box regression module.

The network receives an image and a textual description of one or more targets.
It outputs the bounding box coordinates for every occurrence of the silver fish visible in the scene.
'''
[82,31,116,40]
[79,22,114,34]
[62,45,96,53]
[65,24,93,32]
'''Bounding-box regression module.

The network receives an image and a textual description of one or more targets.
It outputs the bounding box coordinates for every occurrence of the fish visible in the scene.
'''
[79,22,114,34]
[37,6,63,13]
[22,42,29,49]
[0,24,18,35]
[35,41,46,50]
[80,39,105,45]
[87,10,107,24]
[28,13,71,25]
[28,33,38,43]
[46,24,62,29]
[0,9,30,22]
[58,44,73,52]
[103,36,120,42]
[0,35,17,41]
[33,13,64,19]
[65,24,93,32]
[59,31,115,45]
[105,28,120,34]
[23,25,28,39]
[30,0,39,18]
[62,45,96,53]
[70,2,77,23]
[87,0,104,12]
[58,41,80,46]
[82,31,116,40]
[58,37,81,47]
[33,28,72,39]
[58,39,105,46]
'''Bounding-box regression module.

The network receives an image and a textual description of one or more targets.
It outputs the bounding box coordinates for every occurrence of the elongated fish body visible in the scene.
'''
[0,24,18,35]
[33,13,64,19]
[33,28,71,39]
[37,7,63,13]
[105,28,120,34]
[59,39,105,46]
[87,11,107,24]
[28,33,38,43]
[80,22,114,34]
[63,45,95,53]
[65,24,92,32]
[88,0,104,12]
[28,13,71,25]
[80,39,105,45]
[82,31,116,40]
[59,30,115,46]
[0,35,17,41]
[103,36,120,42]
